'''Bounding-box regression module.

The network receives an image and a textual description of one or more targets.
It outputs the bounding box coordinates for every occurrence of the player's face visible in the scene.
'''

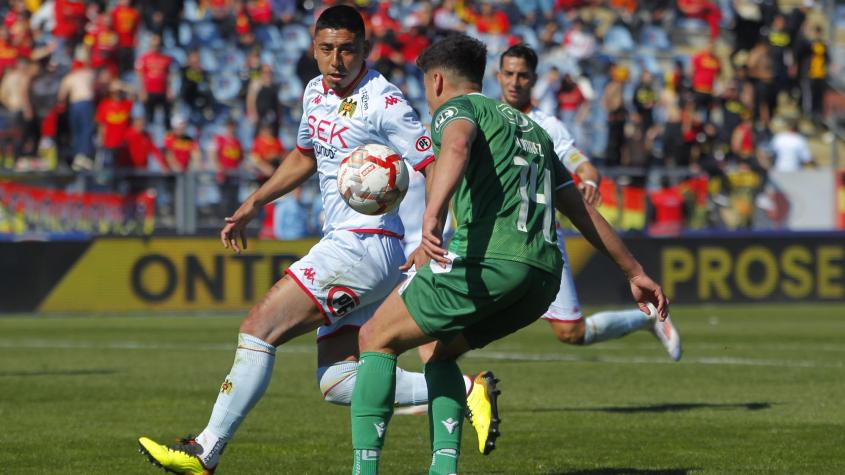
[313,28,368,91]
[497,56,536,110]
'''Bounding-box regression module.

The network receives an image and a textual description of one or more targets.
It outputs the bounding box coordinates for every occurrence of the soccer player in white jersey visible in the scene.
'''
[497,44,682,359]
[137,7,492,474]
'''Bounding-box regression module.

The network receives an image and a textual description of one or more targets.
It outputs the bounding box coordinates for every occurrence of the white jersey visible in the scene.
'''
[397,168,454,258]
[297,68,434,237]
[525,106,588,175]
[524,106,590,322]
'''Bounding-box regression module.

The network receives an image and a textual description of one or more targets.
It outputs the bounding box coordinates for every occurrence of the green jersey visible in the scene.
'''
[430,93,573,275]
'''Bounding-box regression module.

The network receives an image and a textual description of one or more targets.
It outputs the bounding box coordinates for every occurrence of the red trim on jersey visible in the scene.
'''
[542,314,584,323]
[296,145,314,154]
[348,228,403,239]
[413,155,435,172]
[285,269,330,325]
[322,65,368,97]
[316,324,361,343]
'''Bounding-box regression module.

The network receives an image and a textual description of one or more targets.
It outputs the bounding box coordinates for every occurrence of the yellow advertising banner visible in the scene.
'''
[38,238,318,312]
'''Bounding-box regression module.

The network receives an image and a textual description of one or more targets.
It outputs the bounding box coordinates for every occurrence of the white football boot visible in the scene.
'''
[650,313,682,361]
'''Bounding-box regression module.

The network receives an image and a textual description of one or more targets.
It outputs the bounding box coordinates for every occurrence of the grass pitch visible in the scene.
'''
[1,304,844,474]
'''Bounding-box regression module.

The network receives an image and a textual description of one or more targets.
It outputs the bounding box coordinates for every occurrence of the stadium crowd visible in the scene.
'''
[0,0,832,236]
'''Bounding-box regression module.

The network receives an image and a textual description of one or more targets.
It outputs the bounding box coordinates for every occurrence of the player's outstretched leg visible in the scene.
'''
[465,371,501,455]
[138,277,324,473]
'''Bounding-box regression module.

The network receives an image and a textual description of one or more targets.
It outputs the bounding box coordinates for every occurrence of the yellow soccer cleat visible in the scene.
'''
[465,371,501,455]
[138,436,214,474]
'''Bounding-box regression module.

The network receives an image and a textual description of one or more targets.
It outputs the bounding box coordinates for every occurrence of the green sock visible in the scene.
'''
[353,449,380,475]
[424,360,465,475]
[429,448,459,475]
[351,352,397,475]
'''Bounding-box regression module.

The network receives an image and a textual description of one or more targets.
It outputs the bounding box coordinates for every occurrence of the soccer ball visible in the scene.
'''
[337,143,409,215]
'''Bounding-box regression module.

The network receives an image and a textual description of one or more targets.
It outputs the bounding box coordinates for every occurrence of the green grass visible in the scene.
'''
[1,304,844,474]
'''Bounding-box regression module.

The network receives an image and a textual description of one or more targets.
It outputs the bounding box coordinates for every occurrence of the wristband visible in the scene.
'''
[582,180,598,188]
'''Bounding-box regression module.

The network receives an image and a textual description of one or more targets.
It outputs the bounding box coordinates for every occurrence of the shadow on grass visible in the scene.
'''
[517,402,771,414]
[0,369,117,377]
[548,469,693,475]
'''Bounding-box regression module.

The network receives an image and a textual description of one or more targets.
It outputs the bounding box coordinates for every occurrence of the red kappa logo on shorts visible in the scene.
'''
[327,286,360,317]
[303,267,316,284]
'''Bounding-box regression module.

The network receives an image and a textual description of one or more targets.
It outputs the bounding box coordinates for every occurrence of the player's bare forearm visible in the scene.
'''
[247,148,317,207]
[423,120,475,224]
[555,184,643,279]
[574,160,601,205]
[575,160,600,185]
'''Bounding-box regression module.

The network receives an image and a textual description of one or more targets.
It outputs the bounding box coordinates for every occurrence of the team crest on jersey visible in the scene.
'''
[433,106,458,133]
[496,103,534,132]
[338,97,357,118]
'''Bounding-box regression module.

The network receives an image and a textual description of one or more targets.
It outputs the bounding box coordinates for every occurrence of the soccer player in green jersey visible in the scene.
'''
[349,33,668,475]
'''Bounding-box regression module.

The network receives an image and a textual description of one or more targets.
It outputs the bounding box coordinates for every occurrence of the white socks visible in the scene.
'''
[583,309,651,345]
[318,361,429,406]
[197,333,276,467]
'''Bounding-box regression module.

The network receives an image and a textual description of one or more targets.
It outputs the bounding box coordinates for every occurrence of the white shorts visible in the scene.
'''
[541,230,583,323]
[285,230,405,341]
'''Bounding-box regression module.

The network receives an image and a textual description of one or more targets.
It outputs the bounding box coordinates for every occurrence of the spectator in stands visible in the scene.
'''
[26,49,62,163]
[296,42,320,86]
[659,72,683,166]
[135,33,173,130]
[562,19,595,67]
[0,55,30,166]
[142,0,184,48]
[246,63,280,136]
[648,176,688,236]
[690,39,720,120]
[603,63,628,167]
[677,0,721,39]
[163,116,200,172]
[771,120,814,172]
[717,82,748,154]
[121,116,166,193]
[633,69,657,134]
[110,0,141,75]
[57,48,95,168]
[767,14,792,109]
[94,80,132,174]
[433,0,465,32]
[248,122,283,181]
[84,11,119,76]
[180,49,213,126]
[798,24,828,124]
[747,35,776,126]
[557,72,588,145]
[207,118,244,209]
[730,110,756,163]
[53,0,86,48]
[473,2,511,34]
[0,25,19,79]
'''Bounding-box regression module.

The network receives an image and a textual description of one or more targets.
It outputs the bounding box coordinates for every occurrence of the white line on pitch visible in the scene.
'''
[0,339,841,369]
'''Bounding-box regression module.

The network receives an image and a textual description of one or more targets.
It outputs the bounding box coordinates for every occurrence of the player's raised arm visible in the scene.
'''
[421,119,476,264]
[220,147,317,253]
[554,183,669,319]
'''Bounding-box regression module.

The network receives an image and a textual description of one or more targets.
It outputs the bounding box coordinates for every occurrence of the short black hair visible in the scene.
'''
[416,33,487,85]
[500,44,538,75]
[315,5,365,38]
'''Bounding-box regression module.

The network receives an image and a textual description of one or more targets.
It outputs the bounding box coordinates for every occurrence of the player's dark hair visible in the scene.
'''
[416,33,487,85]
[315,5,365,38]
[500,44,538,75]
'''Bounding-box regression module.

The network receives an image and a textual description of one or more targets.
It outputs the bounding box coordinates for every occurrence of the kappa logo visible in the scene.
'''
[384,95,401,109]
[441,418,459,434]
[338,97,357,118]
[312,95,322,105]
[302,267,316,284]
[220,379,233,394]
[415,136,432,152]
[433,106,458,133]
[374,421,386,439]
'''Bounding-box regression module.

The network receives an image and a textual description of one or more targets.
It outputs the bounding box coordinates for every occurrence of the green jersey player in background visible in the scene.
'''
[497,44,681,360]
[348,33,669,474]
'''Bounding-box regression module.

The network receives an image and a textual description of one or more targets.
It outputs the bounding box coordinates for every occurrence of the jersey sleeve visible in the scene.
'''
[295,84,316,153]
[373,86,434,172]
[431,96,477,152]
[546,116,590,174]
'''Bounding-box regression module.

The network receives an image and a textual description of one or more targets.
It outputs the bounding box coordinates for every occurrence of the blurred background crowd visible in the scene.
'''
[1,0,844,239]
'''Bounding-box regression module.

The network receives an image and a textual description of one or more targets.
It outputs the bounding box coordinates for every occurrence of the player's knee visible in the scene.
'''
[317,362,358,406]
[550,321,586,345]
[357,321,382,353]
